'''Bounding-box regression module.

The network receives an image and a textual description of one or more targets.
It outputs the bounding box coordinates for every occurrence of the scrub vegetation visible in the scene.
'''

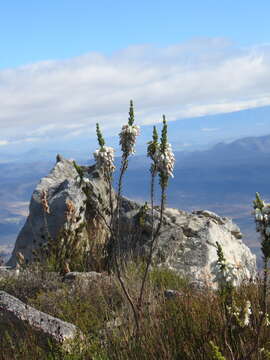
[1,102,269,360]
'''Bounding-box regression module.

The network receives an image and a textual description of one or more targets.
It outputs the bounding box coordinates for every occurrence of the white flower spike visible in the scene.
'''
[93,146,115,174]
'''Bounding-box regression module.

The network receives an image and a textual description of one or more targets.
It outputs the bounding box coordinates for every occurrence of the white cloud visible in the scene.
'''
[0,140,9,146]
[1,38,270,144]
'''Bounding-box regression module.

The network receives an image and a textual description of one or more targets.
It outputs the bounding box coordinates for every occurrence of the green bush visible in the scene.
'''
[149,266,188,291]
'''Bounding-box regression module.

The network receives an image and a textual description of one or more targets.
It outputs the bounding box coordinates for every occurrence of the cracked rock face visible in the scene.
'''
[119,201,257,288]
[7,156,256,286]
[165,208,256,287]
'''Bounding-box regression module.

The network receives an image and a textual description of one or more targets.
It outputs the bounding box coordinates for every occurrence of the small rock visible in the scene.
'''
[63,271,106,284]
[164,289,183,299]
[0,267,20,280]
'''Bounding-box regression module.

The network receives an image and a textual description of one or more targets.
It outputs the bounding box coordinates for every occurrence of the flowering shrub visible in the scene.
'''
[91,102,176,332]
[226,300,252,328]
[213,241,238,288]
[147,116,175,189]
[253,192,270,260]
[214,260,238,287]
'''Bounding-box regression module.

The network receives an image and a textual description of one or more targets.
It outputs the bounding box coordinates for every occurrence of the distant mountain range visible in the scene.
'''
[122,133,270,198]
[213,134,270,154]
[1,104,270,164]
[1,134,270,266]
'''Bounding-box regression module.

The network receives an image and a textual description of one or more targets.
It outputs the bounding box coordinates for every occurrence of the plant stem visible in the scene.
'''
[138,173,166,310]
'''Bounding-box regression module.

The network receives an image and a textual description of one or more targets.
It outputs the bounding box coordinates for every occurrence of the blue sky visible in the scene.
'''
[1,0,270,68]
[0,1,270,159]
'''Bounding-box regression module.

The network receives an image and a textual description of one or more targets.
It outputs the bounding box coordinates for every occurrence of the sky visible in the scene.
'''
[0,0,270,159]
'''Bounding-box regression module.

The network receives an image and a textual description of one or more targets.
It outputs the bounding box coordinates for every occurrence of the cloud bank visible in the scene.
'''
[1,38,270,146]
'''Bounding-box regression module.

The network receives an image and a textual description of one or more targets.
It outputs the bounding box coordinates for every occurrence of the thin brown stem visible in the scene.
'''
[114,157,128,260]
[242,257,268,360]
[107,155,140,332]
[138,174,166,310]
[114,252,140,333]
[263,256,269,315]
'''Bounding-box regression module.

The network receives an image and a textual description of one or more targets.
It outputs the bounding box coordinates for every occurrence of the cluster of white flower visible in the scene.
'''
[213,258,238,287]
[227,300,252,327]
[82,177,90,184]
[75,175,91,186]
[258,311,270,326]
[253,205,270,235]
[93,146,115,173]
[119,124,140,156]
[242,300,252,326]
[264,313,270,326]
[227,304,240,317]
[153,143,175,178]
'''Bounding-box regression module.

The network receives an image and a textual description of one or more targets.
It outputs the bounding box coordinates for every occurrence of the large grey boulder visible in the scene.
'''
[119,204,256,287]
[7,156,256,286]
[7,156,113,267]
[0,291,79,343]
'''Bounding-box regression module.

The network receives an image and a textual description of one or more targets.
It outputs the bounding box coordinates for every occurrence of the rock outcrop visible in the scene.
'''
[118,199,256,287]
[0,291,79,344]
[7,156,112,267]
[7,156,256,286]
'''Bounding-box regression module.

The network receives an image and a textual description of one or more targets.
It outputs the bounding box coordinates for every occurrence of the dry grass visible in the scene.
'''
[1,263,270,360]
